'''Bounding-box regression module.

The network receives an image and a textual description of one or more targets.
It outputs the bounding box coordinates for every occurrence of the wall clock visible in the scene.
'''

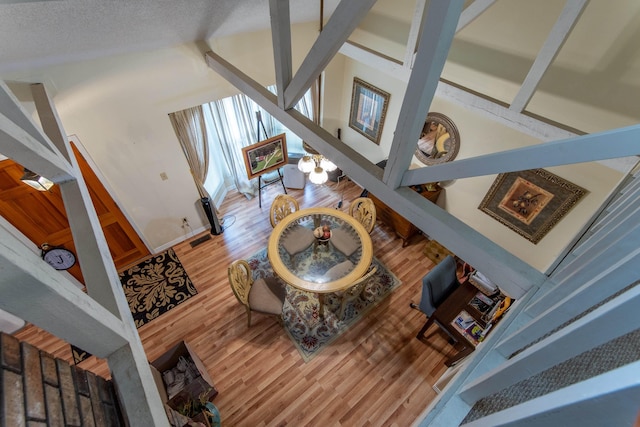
[41,243,76,270]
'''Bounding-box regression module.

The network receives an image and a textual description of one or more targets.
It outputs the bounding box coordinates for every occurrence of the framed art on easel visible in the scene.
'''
[241,133,288,180]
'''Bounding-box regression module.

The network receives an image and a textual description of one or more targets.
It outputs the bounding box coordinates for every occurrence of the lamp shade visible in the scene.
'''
[20,168,54,191]
[309,166,328,185]
[297,155,315,174]
[320,158,337,172]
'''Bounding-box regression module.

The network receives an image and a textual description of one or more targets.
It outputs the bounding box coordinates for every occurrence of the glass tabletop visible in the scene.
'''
[268,207,373,293]
[278,214,362,284]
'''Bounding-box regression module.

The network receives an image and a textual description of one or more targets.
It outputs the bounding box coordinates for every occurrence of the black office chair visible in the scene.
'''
[410,255,461,339]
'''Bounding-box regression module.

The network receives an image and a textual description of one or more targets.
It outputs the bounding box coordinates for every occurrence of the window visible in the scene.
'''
[201,86,315,198]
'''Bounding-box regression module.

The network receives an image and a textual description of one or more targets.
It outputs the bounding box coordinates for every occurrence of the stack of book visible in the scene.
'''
[452,310,489,345]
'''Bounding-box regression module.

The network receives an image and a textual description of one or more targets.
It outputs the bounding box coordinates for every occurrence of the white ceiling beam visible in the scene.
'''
[456,0,497,32]
[498,246,640,358]
[30,83,170,427]
[403,0,427,68]
[339,40,581,143]
[460,272,640,403]
[31,83,132,318]
[283,0,377,110]
[435,80,579,141]
[0,81,74,182]
[408,0,497,71]
[436,81,638,172]
[269,0,292,109]
[461,362,640,427]
[30,83,71,162]
[401,125,640,186]
[384,0,464,189]
[510,0,589,113]
[205,49,543,298]
[206,51,378,180]
[340,41,408,77]
[0,80,55,153]
[0,221,128,357]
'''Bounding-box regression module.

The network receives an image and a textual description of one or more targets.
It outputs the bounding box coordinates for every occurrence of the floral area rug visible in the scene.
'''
[247,248,401,362]
[120,248,197,328]
[72,248,197,364]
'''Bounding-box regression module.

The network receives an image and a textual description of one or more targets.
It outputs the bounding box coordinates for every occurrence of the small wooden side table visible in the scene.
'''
[423,239,455,265]
[369,184,442,247]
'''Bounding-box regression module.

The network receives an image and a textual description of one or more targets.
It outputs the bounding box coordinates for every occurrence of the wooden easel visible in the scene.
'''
[255,111,287,208]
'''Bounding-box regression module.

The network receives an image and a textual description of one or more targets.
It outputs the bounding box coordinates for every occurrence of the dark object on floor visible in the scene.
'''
[201,197,223,235]
[190,234,212,248]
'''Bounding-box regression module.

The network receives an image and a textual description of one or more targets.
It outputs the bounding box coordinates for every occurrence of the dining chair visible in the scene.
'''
[326,264,378,320]
[348,197,376,234]
[228,259,286,327]
[410,255,461,339]
[269,194,300,228]
[330,227,360,258]
[271,194,315,266]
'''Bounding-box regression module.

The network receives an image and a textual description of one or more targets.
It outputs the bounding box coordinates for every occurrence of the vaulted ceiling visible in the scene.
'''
[0,0,339,74]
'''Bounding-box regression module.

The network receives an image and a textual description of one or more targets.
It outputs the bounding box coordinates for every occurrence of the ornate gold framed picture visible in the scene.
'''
[348,77,390,145]
[478,169,587,244]
[241,133,288,180]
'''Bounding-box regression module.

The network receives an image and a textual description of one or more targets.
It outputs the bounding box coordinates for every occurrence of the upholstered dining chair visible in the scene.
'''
[348,197,376,234]
[270,194,300,228]
[228,259,286,327]
[410,255,461,339]
[326,264,378,320]
[271,194,315,266]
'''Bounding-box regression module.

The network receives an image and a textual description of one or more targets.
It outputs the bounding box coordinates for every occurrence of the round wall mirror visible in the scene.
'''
[415,112,460,166]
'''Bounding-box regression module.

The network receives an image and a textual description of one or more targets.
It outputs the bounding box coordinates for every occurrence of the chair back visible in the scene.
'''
[228,259,253,307]
[337,265,378,319]
[419,255,460,316]
[348,197,376,233]
[347,265,378,297]
[270,194,300,228]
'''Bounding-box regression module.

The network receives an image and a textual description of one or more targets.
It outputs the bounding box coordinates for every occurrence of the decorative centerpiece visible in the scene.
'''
[314,225,331,244]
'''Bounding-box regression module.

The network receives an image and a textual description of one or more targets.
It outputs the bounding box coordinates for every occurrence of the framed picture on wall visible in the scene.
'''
[348,77,390,145]
[241,133,288,180]
[478,168,587,244]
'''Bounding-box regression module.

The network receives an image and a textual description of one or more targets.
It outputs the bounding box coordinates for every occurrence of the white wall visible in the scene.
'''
[427,99,622,272]
[323,53,624,272]
[4,23,319,252]
[318,0,637,272]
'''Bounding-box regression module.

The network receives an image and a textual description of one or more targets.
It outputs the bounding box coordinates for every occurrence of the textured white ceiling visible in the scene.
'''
[0,0,338,74]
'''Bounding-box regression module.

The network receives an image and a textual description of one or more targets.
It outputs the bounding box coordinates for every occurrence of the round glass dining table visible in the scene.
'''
[267,207,373,294]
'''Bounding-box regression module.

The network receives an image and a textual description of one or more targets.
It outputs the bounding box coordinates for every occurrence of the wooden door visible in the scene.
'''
[0,146,149,284]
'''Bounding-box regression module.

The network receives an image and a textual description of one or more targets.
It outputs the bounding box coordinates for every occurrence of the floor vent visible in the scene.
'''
[189,234,212,248]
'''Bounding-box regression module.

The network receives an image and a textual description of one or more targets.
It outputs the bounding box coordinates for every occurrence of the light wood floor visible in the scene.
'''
[16,177,460,426]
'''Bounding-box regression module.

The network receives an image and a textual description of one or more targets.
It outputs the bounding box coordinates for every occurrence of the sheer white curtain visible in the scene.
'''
[202,86,314,198]
[168,105,210,198]
[203,97,258,197]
